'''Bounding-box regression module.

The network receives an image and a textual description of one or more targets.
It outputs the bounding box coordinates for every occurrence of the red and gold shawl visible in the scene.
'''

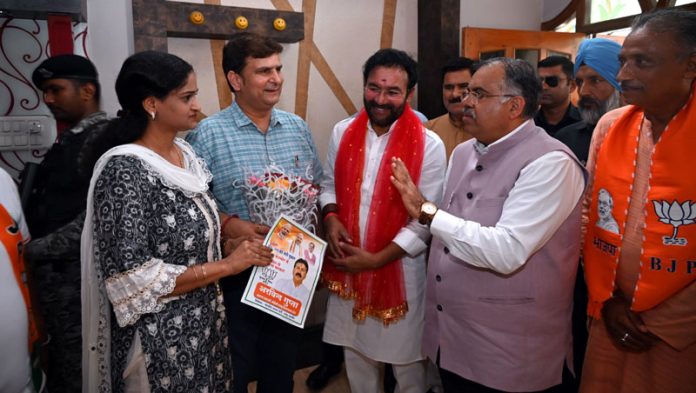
[323,105,424,325]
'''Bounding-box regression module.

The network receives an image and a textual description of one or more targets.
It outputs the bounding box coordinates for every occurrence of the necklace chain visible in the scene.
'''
[176,147,184,168]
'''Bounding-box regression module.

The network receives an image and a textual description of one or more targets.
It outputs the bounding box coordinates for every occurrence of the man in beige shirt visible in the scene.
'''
[425,57,475,160]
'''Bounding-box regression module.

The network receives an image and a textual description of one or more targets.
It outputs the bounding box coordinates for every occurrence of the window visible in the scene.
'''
[590,0,641,23]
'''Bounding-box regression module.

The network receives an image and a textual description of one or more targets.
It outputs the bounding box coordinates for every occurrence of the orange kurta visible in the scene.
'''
[425,114,472,161]
[580,106,696,393]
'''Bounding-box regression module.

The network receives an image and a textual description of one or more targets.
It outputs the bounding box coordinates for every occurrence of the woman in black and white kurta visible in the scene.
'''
[81,51,272,393]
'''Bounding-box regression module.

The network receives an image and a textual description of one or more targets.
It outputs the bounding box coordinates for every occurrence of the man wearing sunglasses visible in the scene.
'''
[391,57,585,392]
[535,56,581,136]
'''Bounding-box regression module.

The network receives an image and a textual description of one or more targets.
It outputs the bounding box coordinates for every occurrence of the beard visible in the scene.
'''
[364,97,407,129]
[578,90,621,126]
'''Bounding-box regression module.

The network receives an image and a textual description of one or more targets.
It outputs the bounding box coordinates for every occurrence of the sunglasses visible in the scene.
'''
[538,76,566,88]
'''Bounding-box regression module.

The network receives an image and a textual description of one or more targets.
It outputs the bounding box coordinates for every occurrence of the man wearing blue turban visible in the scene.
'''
[556,38,623,164]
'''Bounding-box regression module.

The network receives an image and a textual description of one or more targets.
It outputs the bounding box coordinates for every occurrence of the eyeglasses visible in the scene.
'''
[538,76,566,87]
[461,88,518,104]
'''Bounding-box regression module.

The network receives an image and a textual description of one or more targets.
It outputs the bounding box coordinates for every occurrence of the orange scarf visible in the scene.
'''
[584,94,696,318]
[0,204,40,351]
[322,105,424,325]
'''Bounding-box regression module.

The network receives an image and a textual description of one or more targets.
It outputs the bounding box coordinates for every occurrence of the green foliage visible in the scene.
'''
[594,0,628,22]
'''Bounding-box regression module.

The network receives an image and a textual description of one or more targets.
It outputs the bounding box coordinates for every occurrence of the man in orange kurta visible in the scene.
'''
[581,9,696,393]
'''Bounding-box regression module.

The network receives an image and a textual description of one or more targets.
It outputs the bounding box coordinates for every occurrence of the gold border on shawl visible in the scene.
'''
[323,278,409,326]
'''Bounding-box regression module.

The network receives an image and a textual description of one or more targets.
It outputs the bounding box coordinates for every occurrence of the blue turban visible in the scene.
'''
[574,38,622,91]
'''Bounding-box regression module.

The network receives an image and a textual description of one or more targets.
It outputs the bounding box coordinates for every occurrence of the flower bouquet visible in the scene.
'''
[235,164,320,233]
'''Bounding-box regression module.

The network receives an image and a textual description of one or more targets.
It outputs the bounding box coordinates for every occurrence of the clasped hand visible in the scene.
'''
[602,295,658,352]
[324,215,380,273]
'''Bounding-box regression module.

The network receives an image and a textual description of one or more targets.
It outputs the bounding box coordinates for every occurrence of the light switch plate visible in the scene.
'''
[0,115,56,151]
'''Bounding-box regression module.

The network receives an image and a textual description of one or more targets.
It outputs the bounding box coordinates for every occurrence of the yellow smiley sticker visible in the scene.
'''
[189,11,205,25]
[273,18,286,31]
[235,16,249,30]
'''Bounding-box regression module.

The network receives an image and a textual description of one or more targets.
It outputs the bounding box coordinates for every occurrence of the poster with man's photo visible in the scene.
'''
[241,215,326,328]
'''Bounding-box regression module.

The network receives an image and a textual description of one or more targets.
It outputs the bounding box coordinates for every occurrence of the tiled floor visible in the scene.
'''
[248,365,351,393]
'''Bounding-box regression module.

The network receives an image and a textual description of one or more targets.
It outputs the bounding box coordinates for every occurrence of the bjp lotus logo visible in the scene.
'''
[652,200,696,246]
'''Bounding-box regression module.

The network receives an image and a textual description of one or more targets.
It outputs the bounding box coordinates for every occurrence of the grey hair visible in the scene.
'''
[579,89,622,125]
[477,57,541,118]
[631,9,696,58]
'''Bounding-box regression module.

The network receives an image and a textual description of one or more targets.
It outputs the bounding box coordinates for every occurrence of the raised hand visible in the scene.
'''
[390,156,425,219]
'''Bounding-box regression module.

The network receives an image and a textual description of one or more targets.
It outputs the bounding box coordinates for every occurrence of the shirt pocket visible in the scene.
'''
[469,196,506,226]
[477,296,535,305]
[292,146,320,179]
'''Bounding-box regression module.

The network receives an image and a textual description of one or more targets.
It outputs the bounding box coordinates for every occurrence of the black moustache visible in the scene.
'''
[620,81,643,90]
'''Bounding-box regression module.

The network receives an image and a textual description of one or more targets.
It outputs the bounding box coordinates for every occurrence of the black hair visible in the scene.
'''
[631,9,696,57]
[294,258,309,270]
[362,48,418,91]
[80,51,193,176]
[478,57,541,118]
[537,55,575,80]
[441,57,476,82]
[222,33,283,91]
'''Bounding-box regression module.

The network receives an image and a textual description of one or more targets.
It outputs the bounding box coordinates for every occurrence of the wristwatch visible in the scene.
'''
[418,201,438,226]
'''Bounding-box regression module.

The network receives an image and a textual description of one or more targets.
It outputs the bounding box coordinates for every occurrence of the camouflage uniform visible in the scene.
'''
[24,112,107,393]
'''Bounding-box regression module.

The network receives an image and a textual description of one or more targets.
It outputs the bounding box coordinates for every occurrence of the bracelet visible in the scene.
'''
[201,264,208,281]
[323,211,339,222]
[220,214,238,235]
[193,265,200,280]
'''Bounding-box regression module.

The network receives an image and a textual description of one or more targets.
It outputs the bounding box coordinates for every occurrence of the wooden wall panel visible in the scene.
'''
[132,0,304,52]
[417,0,460,119]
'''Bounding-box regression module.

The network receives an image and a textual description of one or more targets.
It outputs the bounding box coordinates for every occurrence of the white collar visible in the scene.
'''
[474,119,530,155]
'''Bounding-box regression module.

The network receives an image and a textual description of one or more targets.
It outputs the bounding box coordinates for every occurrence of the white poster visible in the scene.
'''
[241,215,326,328]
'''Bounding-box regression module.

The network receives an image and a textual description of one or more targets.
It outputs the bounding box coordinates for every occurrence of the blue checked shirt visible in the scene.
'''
[186,102,323,220]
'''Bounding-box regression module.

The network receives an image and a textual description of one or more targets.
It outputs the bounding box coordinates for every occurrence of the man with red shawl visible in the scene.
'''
[319,48,446,392]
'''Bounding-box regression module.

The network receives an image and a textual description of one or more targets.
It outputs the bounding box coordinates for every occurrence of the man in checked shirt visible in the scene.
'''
[187,32,322,393]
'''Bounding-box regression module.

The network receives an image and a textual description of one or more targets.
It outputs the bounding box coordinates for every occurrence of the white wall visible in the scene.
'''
[0,19,89,177]
[542,0,572,23]
[86,0,134,116]
[165,0,420,161]
[2,0,545,176]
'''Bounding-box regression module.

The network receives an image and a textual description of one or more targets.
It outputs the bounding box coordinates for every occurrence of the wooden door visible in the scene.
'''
[462,27,587,65]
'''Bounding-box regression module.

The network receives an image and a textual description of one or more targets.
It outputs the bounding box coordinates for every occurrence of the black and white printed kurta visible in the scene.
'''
[92,155,231,393]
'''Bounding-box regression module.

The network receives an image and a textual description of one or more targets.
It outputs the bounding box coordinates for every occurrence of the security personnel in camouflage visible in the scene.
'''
[24,54,107,393]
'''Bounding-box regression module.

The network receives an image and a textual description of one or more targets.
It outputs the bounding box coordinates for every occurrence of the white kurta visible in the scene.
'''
[319,116,446,364]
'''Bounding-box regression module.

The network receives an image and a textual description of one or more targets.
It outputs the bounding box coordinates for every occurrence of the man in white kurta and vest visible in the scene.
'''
[320,48,446,392]
[391,57,586,392]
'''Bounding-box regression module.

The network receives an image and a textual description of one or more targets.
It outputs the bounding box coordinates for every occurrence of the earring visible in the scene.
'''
[149,111,156,120]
